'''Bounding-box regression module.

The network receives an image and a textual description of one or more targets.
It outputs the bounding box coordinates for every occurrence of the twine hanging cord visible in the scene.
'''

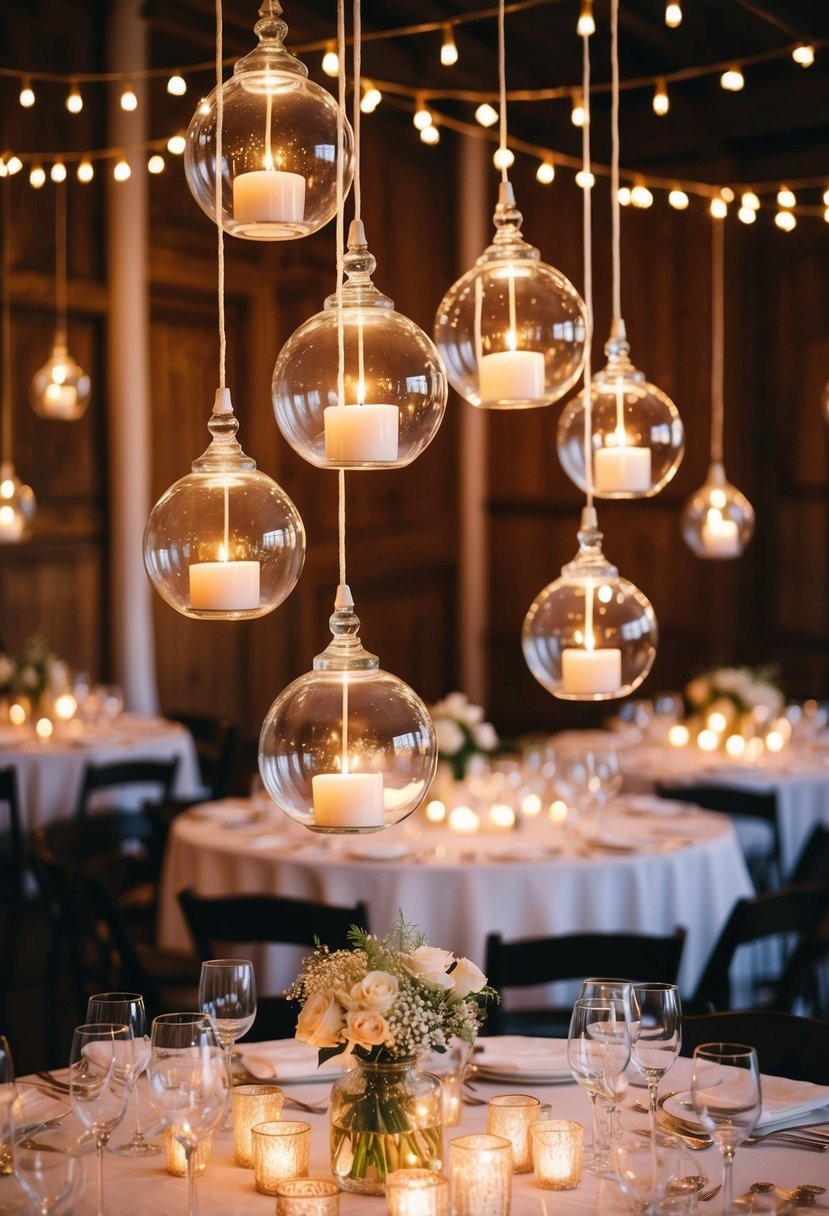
[709,217,725,465]
[580,27,594,510]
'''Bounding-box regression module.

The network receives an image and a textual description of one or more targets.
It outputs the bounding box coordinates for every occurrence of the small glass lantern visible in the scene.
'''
[680,461,754,559]
[434,181,586,409]
[258,585,437,832]
[273,221,447,468]
[557,321,684,497]
[30,337,91,421]
[185,1,354,240]
[143,389,305,619]
[0,460,36,542]
[522,508,657,701]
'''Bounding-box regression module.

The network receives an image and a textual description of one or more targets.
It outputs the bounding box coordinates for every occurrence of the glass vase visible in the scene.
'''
[329,1058,443,1195]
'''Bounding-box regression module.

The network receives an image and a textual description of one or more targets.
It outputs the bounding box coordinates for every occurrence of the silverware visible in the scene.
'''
[699,1184,723,1202]
[634,1127,708,1152]
[36,1070,70,1092]
[751,1184,827,1203]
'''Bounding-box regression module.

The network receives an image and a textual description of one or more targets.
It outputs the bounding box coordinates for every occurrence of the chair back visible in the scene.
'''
[656,782,781,890]
[74,757,179,818]
[788,823,829,887]
[0,766,24,897]
[680,1010,829,1084]
[169,713,239,800]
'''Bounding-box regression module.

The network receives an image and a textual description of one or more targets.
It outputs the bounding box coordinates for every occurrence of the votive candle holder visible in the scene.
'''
[252,1121,311,1194]
[530,1119,583,1190]
[233,1083,284,1167]
[449,1133,512,1216]
[275,1177,341,1216]
[385,1168,450,1216]
[164,1128,213,1177]
[486,1094,541,1173]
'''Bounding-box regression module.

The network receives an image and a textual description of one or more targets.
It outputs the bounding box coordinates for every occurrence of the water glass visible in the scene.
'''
[691,1044,761,1216]
[68,1022,133,1216]
[199,958,257,1129]
[86,991,159,1157]
[614,1131,682,1215]
[567,996,631,1173]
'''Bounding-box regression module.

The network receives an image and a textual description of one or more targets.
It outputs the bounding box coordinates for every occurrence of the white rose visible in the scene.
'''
[401,946,455,991]
[448,957,487,1002]
[0,655,13,685]
[459,702,484,726]
[436,719,465,756]
[473,722,498,751]
[344,1010,389,1050]
[685,676,709,708]
[442,693,469,716]
[350,970,399,1012]
[295,991,345,1048]
[713,667,745,693]
[745,682,783,712]
[19,665,39,691]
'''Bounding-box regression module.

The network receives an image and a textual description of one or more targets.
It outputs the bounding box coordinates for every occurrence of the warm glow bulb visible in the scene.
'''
[493,146,514,170]
[420,125,440,145]
[148,154,165,174]
[77,160,94,183]
[824,206,829,223]
[360,83,382,113]
[777,187,796,208]
[575,169,594,189]
[167,74,187,95]
[50,162,67,183]
[571,92,586,127]
[738,206,756,224]
[30,165,45,189]
[475,102,499,128]
[413,103,432,130]
[668,724,689,747]
[66,84,83,113]
[321,45,339,77]
[120,85,138,112]
[19,81,35,108]
[653,79,669,115]
[617,186,632,206]
[720,187,735,203]
[536,160,555,185]
[710,197,728,219]
[631,184,654,208]
[775,210,796,231]
[113,158,131,181]
[792,43,815,67]
[441,24,458,66]
[167,132,186,155]
[577,0,595,36]
[741,191,760,210]
[665,2,682,27]
[668,189,689,209]
[5,156,21,176]
[823,188,829,207]
[720,67,745,91]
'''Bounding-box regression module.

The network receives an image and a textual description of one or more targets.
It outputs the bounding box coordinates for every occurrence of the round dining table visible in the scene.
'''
[157,795,754,1001]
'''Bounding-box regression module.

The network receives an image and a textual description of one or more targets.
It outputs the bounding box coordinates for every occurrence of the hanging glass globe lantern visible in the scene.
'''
[144,389,305,619]
[680,461,754,559]
[259,585,437,833]
[273,220,447,468]
[0,461,36,542]
[185,0,354,240]
[434,181,587,408]
[30,336,91,421]
[557,321,684,497]
[522,508,658,701]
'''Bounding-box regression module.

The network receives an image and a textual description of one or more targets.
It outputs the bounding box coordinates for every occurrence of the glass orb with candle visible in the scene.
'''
[143,389,305,619]
[680,462,754,559]
[273,221,446,468]
[185,1,354,240]
[557,323,684,498]
[30,338,91,421]
[522,508,657,701]
[0,461,36,543]
[434,181,586,409]
[258,586,437,832]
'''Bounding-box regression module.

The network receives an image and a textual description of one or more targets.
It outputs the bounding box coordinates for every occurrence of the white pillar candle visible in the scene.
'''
[0,507,23,541]
[43,382,79,418]
[561,647,622,695]
[312,772,384,828]
[478,350,545,403]
[233,169,305,224]
[323,405,399,462]
[189,560,260,611]
[701,512,739,556]
[593,445,651,493]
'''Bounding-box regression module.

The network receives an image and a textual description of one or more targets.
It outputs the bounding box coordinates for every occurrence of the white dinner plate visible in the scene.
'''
[344,840,411,862]
[474,1064,574,1085]
[237,1041,352,1083]
[14,1084,72,1126]
[190,802,257,827]
[473,1038,573,1085]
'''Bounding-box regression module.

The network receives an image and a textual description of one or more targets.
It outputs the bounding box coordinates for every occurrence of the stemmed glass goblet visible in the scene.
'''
[86,991,160,1157]
[691,1043,762,1216]
[554,744,622,843]
[0,1035,18,1177]
[146,1013,229,1216]
[614,1130,682,1215]
[567,995,631,1173]
[68,1022,133,1216]
[631,982,682,1139]
[198,959,256,1129]
[16,1129,80,1215]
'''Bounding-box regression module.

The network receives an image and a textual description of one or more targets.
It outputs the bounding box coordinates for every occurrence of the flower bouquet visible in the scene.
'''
[430,692,499,781]
[685,664,783,734]
[288,918,496,1194]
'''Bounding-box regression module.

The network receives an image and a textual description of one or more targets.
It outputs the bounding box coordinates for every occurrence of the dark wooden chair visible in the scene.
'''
[680,1010,829,1084]
[177,889,370,1041]
[169,712,239,800]
[74,757,180,819]
[483,927,687,1037]
[0,768,25,1026]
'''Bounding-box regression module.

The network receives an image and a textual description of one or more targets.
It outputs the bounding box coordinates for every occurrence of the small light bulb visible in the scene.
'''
[167,74,187,96]
[321,44,339,77]
[571,91,586,127]
[19,80,35,108]
[120,85,138,112]
[30,164,46,189]
[720,66,744,91]
[710,197,728,219]
[653,78,669,115]
[741,190,760,210]
[360,83,382,114]
[0,161,7,180]
[665,1,682,27]
[413,99,432,130]
[824,206,829,224]
[792,42,815,67]
[66,83,83,113]
[493,146,514,170]
[167,132,186,155]
[575,169,594,189]
[720,186,735,203]
[738,206,756,224]
[668,188,689,209]
[440,23,458,66]
[77,159,94,183]
[577,0,595,36]
[536,159,555,185]
[777,186,796,208]
[50,162,67,183]
[147,154,165,174]
[775,210,796,231]
[617,186,632,206]
[475,102,499,128]
[113,158,131,181]
[5,156,21,176]
[823,187,829,206]
[631,183,654,208]
[420,124,440,146]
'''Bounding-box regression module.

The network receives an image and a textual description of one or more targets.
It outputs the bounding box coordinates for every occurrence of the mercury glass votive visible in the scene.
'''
[385,1169,450,1216]
[449,1134,512,1216]
[486,1094,541,1173]
[233,1083,284,1167]
[164,1128,214,1177]
[252,1121,311,1194]
[275,1178,341,1216]
[531,1120,583,1190]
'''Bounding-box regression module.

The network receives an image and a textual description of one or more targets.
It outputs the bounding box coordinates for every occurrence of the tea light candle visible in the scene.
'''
[530,1119,583,1190]
[324,405,399,463]
[560,646,622,695]
[449,1134,512,1216]
[189,560,260,611]
[312,772,384,829]
[478,350,545,403]
[447,805,479,834]
[385,1169,450,1216]
[233,169,305,224]
[43,382,79,418]
[276,1178,341,1216]
[0,506,23,541]
[233,1084,284,1168]
[164,1128,213,1177]
[486,1094,541,1173]
[701,511,739,556]
[252,1121,311,1195]
[593,445,651,493]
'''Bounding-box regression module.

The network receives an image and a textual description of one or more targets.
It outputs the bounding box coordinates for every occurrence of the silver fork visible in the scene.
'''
[699,1184,723,1202]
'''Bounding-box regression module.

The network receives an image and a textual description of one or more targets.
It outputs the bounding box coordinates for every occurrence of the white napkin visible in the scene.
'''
[237,1039,349,1081]
[621,795,689,817]
[475,1036,570,1075]
[757,1075,829,1127]
[190,800,255,826]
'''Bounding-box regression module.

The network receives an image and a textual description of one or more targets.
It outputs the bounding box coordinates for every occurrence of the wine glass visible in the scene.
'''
[630,983,682,1139]
[554,745,622,842]
[68,1022,133,1216]
[147,1013,228,1216]
[16,1129,80,1215]
[691,1044,761,1216]
[0,1037,16,1179]
[567,996,631,1173]
[86,991,160,1157]
[198,959,256,1128]
[614,1130,682,1215]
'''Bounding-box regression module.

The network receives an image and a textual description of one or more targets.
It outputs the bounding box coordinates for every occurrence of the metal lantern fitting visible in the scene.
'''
[0,461,36,543]
[522,508,657,701]
[273,220,447,468]
[30,337,91,420]
[143,389,305,619]
[557,321,684,497]
[680,461,754,559]
[434,181,587,408]
[185,1,354,240]
[258,586,437,832]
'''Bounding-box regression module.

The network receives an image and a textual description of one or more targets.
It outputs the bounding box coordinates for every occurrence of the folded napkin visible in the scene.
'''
[237,1039,349,1081]
[475,1036,570,1075]
[757,1075,829,1127]
[621,795,690,817]
[189,800,256,826]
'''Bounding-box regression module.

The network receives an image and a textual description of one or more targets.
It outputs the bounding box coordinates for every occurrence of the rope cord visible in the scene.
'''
[610,0,622,324]
[498,0,508,182]
[710,217,725,464]
[215,0,226,389]
[581,27,594,510]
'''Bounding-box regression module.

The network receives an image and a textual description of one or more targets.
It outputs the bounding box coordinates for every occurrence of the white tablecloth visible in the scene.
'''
[157,799,754,1001]
[0,713,205,831]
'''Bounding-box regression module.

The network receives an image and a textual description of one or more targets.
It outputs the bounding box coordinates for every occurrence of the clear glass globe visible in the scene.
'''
[185,2,354,240]
[143,390,305,619]
[557,323,684,497]
[273,221,447,468]
[259,588,437,832]
[522,509,658,701]
[434,181,587,409]
[0,461,36,543]
[681,461,754,559]
[30,337,91,421]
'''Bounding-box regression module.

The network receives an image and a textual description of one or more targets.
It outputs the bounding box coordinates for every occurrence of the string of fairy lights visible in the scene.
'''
[0,0,827,228]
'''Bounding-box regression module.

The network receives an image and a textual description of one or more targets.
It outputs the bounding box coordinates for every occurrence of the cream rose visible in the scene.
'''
[448,957,487,1001]
[344,1010,389,1050]
[295,991,345,1048]
[401,945,455,991]
[350,970,399,1012]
